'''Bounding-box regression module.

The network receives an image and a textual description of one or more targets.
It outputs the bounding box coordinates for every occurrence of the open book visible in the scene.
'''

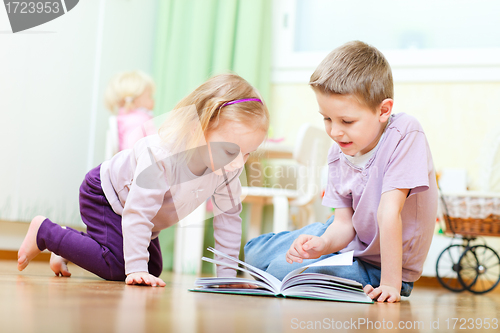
[189,247,373,304]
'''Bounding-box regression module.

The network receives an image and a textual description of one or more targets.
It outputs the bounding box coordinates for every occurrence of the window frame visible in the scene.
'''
[272,0,500,84]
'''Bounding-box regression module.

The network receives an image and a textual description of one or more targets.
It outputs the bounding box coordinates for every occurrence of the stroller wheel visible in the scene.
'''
[436,244,468,292]
[458,245,500,294]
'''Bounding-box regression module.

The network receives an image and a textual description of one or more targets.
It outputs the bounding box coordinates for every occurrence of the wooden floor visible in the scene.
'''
[2,260,500,333]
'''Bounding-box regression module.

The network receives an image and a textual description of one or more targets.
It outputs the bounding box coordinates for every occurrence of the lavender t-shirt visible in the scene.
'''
[322,113,438,282]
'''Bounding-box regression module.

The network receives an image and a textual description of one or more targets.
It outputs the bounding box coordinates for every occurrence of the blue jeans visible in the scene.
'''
[244,216,413,297]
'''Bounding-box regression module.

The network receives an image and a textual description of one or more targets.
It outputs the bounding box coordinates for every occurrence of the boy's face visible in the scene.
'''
[315,91,392,157]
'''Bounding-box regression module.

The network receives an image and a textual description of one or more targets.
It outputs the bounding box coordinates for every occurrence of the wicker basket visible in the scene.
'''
[441,192,500,237]
[443,214,500,237]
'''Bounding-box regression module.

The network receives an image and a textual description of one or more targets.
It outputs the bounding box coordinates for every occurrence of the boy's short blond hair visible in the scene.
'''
[309,40,393,111]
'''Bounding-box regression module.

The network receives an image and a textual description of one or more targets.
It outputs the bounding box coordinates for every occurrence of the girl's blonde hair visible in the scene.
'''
[158,73,269,158]
[104,70,155,113]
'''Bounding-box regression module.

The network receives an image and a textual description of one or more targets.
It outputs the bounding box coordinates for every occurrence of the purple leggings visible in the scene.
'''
[36,165,163,281]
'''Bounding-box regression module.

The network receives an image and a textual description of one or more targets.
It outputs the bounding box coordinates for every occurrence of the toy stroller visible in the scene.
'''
[436,192,500,294]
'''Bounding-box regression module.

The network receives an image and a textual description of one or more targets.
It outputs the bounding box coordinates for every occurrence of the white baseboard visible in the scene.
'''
[0,220,85,251]
[0,220,30,251]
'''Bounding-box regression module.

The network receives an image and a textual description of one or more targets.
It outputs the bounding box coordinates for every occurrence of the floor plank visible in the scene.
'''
[2,260,500,333]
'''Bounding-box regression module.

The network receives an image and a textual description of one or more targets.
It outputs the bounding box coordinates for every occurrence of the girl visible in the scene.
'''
[17,73,270,287]
[105,70,156,151]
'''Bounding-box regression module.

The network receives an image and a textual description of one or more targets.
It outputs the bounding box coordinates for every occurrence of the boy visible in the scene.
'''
[244,41,438,303]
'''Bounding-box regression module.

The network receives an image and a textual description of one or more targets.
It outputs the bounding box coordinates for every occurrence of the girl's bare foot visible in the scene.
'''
[50,253,72,277]
[17,215,46,271]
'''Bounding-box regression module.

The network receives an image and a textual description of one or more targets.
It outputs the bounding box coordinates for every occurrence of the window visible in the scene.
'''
[272,0,500,83]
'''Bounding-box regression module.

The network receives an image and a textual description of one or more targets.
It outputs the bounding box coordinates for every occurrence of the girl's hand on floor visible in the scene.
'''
[286,234,326,264]
[125,272,166,287]
[364,284,401,303]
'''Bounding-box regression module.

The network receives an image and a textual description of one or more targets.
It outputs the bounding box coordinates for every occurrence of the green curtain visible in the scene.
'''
[152,0,272,272]
[153,0,271,116]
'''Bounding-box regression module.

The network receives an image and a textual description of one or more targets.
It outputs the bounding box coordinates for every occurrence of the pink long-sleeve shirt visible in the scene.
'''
[117,107,154,151]
[100,134,243,277]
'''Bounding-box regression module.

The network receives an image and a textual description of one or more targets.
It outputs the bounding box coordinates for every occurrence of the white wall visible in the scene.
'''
[0,0,158,226]
[269,82,500,191]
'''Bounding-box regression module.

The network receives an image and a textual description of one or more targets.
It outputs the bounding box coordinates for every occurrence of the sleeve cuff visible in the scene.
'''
[216,265,237,278]
[125,261,149,276]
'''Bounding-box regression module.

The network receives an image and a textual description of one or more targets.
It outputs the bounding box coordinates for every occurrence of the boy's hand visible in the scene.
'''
[125,272,166,287]
[286,234,328,264]
[364,284,401,303]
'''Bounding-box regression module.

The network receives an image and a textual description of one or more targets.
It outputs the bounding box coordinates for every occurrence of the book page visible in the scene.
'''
[306,251,353,268]
[200,256,274,289]
[202,247,281,293]
[194,277,271,290]
[281,273,363,291]
[281,251,354,288]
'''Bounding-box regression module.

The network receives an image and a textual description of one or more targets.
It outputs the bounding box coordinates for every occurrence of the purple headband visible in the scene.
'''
[221,98,263,108]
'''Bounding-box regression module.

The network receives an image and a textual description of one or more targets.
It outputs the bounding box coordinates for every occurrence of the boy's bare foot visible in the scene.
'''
[50,253,72,277]
[17,215,46,271]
